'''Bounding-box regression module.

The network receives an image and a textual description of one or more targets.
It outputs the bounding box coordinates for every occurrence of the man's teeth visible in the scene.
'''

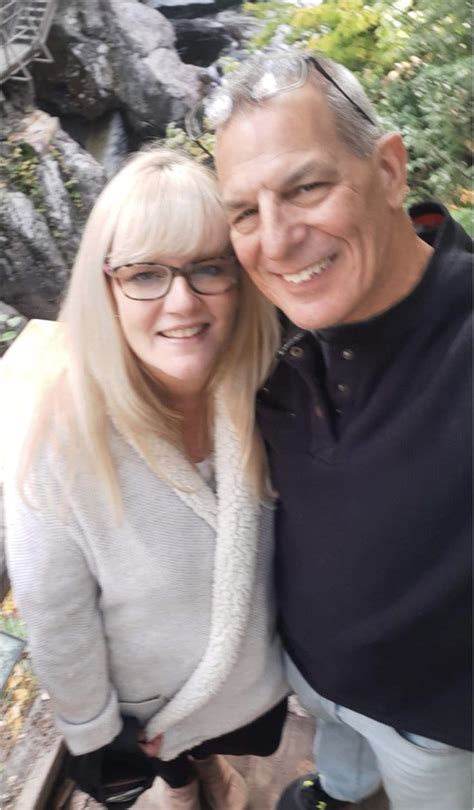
[160,325,205,338]
[283,256,332,284]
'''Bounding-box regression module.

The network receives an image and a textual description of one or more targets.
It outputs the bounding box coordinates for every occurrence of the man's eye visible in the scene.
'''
[295,182,326,195]
[233,208,257,226]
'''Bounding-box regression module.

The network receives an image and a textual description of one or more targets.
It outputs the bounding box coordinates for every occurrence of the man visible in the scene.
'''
[188,50,472,808]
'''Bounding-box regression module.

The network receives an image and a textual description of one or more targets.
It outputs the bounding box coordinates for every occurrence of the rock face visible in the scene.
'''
[174,17,233,66]
[32,0,202,139]
[0,110,106,320]
[143,0,238,17]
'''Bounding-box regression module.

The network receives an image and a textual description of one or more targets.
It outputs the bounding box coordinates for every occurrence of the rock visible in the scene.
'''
[0,109,106,320]
[215,8,264,44]
[85,110,130,178]
[143,0,238,20]
[51,128,107,214]
[0,190,71,320]
[32,0,202,138]
[173,18,233,66]
[9,109,60,156]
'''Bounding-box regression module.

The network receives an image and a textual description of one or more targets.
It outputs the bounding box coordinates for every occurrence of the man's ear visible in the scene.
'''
[375,132,407,209]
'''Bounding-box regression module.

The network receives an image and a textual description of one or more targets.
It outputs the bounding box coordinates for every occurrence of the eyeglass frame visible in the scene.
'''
[103,256,240,301]
[185,52,376,146]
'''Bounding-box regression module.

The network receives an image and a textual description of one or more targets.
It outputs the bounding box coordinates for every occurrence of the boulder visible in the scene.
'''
[32,0,202,138]
[0,109,106,320]
[173,18,233,66]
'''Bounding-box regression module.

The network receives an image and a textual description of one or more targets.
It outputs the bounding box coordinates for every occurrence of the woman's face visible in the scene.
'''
[111,249,239,401]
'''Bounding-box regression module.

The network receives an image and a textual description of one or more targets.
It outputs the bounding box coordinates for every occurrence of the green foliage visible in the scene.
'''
[0,142,46,212]
[244,0,402,73]
[450,207,473,237]
[243,0,473,208]
[0,140,84,215]
[0,312,26,353]
[162,123,215,164]
[375,57,472,206]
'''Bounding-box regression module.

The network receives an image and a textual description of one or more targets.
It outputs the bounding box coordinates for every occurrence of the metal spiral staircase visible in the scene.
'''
[0,0,58,86]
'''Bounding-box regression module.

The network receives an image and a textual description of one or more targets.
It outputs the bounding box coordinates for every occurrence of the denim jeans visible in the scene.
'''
[286,655,473,810]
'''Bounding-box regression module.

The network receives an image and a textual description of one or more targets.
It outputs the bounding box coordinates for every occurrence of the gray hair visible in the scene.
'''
[214,50,383,159]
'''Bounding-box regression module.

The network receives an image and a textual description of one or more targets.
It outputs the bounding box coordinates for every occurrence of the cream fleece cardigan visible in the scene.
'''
[5,395,288,759]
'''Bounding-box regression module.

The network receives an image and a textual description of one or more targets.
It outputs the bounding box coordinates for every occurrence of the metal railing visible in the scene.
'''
[0,0,58,85]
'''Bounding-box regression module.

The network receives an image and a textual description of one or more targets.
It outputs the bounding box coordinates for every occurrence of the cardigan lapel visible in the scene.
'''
[145,390,260,740]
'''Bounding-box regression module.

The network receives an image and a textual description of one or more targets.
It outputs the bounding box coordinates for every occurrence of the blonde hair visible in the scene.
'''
[19,146,280,516]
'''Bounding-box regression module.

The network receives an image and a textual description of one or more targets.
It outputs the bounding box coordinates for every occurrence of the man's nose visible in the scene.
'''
[162,275,200,313]
[258,197,306,261]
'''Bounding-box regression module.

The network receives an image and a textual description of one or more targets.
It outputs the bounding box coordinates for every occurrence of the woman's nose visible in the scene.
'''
[161,275,201,313]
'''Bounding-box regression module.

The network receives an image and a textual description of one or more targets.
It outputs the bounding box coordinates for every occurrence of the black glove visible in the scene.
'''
[68,716,156,808]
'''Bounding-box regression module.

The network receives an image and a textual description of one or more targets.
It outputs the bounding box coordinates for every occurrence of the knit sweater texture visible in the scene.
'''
[5,394,288,759]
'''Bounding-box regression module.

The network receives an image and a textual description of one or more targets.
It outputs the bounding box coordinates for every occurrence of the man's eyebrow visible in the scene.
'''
[281,159,336,189]
[223,159,336,211]
[223,197,252,212]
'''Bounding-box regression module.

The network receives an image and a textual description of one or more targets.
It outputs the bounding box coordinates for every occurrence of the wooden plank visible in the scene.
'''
[13,737,65,810]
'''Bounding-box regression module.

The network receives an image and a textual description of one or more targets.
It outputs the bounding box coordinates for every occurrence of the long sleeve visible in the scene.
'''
[5,480,122,754]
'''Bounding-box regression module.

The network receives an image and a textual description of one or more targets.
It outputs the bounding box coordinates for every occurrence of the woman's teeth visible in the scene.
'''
[283,256,333,284]
[160,325,206,338]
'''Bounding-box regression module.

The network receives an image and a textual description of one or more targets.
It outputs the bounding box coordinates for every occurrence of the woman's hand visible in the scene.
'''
[138,731,163,758]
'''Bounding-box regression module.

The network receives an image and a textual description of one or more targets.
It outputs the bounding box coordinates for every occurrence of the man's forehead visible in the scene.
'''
[215,86,341,194]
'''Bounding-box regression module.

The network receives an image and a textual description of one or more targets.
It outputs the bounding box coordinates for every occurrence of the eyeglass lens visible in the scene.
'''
[117,259,238,300]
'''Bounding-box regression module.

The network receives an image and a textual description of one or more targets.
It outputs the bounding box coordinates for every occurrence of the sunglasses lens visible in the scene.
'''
[251,56,305,100]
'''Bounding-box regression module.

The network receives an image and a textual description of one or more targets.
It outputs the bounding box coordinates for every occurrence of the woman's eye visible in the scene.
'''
[131,270,165,284]
[132,272,155,282]
[195,265,223,277]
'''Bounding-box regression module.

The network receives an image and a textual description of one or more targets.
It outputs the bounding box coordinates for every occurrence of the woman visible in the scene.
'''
[5,147,288,809]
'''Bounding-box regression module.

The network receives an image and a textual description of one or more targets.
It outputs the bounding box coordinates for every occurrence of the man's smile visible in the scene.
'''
[281,254,337,285]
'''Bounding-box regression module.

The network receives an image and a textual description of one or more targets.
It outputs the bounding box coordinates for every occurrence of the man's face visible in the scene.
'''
[216,84,406,330]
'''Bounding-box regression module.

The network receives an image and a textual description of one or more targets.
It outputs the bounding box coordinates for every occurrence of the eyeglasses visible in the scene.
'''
[185,52,376,141]
[103,256,240,301]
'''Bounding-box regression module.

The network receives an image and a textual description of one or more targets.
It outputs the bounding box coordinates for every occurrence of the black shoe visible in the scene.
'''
[276,773,353,810]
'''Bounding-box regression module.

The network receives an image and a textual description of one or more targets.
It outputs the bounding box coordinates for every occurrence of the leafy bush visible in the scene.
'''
[375,57,472,206]
[242,0,473,210]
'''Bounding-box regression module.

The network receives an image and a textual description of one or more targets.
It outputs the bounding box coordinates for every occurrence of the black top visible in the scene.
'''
[257,202,472,750]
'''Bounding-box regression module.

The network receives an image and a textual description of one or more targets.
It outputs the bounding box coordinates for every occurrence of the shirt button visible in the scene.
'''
[289,346,304,358]
[337,383,350,395]
[314,405,323,419]
[341,349,354,360]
